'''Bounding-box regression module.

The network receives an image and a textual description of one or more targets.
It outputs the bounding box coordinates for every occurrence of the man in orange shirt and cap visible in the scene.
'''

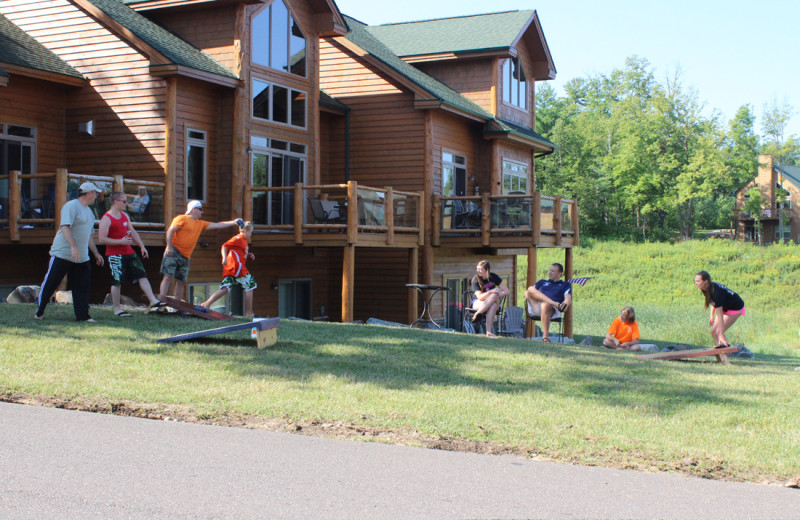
[159,200,240,300]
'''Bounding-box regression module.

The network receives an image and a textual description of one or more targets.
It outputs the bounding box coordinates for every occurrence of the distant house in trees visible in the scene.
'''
[733,155,800,243]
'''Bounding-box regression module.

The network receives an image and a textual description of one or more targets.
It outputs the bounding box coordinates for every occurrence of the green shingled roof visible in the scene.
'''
[0,13,84,80]
[365,10,535,57]
[343,15,554,151]
[777,164,800,188]
[344,15,494,120]
[86,0,238,80]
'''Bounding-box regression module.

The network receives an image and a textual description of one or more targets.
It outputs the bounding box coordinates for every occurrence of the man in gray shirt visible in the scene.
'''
[35,182,105,322]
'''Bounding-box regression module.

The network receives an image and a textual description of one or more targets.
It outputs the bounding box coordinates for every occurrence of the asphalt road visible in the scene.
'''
[1,401,797,519]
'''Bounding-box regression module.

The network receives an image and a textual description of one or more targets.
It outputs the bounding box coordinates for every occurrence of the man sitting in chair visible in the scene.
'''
[524,263,572,343]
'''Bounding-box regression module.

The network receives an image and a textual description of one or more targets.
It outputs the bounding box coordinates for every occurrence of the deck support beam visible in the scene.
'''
[342,244,355,322]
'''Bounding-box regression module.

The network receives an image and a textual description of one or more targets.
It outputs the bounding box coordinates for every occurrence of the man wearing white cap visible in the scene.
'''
[35,181,105,322]
[159,200,239,300]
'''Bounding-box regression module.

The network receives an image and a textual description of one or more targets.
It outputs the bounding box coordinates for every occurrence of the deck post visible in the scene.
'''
[564,247,574,338]
[385,186,394,245]
[113,174,124,194]
[417,192,425,246]
[408,247,419,324]
[525,246,537,337]
[293,183,303,245]
[481,192,490,246]
[532,192,541,246]
[431,194,441,246]
[347,181,358,245]
[342,244,355,322]
[570,200,580,246]
[9,170,20,242]
[554,195,562,246]
[55,169,68,229]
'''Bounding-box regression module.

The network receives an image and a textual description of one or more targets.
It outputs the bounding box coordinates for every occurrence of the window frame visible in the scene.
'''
[501,159,529,194]
[502,56,528,111]
[251,0,307,78]
[185,128,207,203]
[252,78,307,129]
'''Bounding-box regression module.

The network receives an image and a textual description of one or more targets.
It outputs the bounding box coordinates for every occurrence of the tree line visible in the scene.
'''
[534,56,799,241]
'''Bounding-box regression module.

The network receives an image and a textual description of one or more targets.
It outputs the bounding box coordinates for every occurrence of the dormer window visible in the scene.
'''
[252,1,307,78]
[502,56,528,110]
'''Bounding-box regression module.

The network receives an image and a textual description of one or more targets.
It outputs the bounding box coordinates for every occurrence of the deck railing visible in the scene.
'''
[433,192,578,247]
[0,169,166,241]
[249,181,424,245]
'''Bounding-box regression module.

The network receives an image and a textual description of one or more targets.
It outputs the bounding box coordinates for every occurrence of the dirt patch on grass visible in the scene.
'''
[1,392,793,487]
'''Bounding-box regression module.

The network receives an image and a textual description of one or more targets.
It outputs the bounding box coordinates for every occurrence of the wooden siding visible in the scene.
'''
[416,58,494,114]
[430,110,481,195]
[320,39,425,192]
[145,4,238,71]
[0,0,168,182]
[0,75,68,178]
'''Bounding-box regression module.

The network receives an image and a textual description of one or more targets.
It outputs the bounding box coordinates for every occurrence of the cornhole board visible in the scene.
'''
[637,346,738,364]
[157,317,280,349]
[156,294,233,321]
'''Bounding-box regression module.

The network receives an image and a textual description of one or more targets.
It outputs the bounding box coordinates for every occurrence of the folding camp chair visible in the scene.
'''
[462,289,505,335]
[525,300,563,342]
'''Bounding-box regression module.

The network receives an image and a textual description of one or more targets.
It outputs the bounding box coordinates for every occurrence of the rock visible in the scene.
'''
[785,480,799,488]
[55,290,73,304]
[6,285,40,304]
[729,343,754,360]
[578,336,593,345]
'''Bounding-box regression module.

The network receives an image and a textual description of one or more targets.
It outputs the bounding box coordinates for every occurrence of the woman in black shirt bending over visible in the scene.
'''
[471,260,509,338]
[694,270,745,348]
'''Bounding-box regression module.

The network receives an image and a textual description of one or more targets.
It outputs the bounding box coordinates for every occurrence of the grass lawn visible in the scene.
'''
[2,255,799,487]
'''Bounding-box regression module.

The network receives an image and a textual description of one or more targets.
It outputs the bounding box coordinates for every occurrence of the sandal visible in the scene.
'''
[542,338,551,343]
[115,310,133,318]
[146,300,167,314]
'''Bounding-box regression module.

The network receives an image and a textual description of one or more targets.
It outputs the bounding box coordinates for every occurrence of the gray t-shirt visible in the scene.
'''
[50,199,96,263]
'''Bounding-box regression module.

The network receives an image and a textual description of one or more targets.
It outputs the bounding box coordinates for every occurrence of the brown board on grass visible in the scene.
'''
[637,346,739,364]
[156,294,234,321]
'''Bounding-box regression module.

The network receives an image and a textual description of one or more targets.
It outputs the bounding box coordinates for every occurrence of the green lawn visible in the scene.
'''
[2,250,799,487]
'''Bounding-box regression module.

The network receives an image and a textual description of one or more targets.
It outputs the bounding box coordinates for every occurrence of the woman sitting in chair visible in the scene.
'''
[471,260,509,338]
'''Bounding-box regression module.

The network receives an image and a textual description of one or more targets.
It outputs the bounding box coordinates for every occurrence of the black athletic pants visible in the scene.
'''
[36,256,92,321]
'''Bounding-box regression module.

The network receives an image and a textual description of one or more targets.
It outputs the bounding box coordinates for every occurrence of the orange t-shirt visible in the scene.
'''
[169,215,210,258]
[607,317,640,343]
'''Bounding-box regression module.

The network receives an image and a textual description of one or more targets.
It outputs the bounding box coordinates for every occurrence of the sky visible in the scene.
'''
[333,0,800,139]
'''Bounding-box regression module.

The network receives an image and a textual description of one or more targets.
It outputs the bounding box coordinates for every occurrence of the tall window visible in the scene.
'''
[0,123,36,203]
[251,135,306,225]
[442,152,466,197]
[502,56,528,110]
[186,129,206,202]
[253,79,306,128]
[252,0,306,77]
[502,160,528,194]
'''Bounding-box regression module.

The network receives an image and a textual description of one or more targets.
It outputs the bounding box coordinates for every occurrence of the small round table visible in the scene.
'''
[406,283,450,329]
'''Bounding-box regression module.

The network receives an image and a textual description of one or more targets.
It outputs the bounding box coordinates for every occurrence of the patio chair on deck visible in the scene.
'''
[308,198,346,224]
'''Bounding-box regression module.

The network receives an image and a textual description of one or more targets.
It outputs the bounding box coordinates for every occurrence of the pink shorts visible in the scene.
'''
[723,307,745,316]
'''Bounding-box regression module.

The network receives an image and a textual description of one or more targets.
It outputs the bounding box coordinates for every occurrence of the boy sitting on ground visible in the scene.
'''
[603,306,641,351]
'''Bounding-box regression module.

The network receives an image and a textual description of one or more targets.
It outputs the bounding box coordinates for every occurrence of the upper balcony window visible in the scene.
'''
[253,79,307,128]
[252,1,307,78]
[502,57,528,110]
[502,160,528,194]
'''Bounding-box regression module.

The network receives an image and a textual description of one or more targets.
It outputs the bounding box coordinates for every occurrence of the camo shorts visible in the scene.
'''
[160,249,191,282]
[220,273,257,292]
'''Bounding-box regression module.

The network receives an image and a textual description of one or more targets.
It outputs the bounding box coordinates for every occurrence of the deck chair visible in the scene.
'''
[500,305,525,338]
[525,300,563,342]
[308,198,346,224]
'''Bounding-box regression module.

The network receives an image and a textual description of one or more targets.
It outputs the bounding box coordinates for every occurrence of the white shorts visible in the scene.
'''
[527,301,562,319]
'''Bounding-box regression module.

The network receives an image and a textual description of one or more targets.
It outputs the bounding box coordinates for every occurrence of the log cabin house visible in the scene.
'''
[0,0,578,334]
[732,154,799,244]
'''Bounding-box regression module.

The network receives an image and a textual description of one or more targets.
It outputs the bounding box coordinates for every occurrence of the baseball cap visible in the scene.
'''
[79,181,102,193]
[185,200,203,214]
